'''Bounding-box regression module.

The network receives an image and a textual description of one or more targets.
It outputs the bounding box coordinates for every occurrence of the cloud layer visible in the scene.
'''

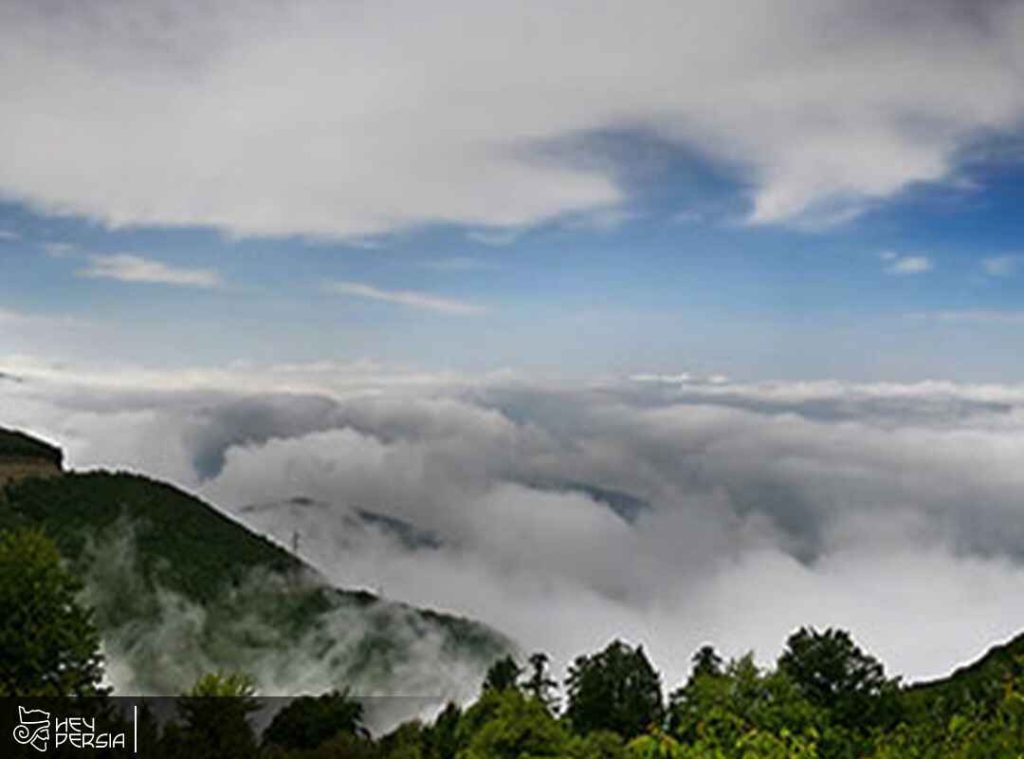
[6,361,1024,692]
[1,0,1023,238]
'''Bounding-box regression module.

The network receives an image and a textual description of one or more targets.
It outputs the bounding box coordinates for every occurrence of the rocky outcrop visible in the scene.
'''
[0,457,62,486]
[0,427,63,486]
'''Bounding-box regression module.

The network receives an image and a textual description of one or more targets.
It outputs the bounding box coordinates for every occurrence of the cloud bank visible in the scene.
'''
[6,361,1024,693]
[1,0,1023,237]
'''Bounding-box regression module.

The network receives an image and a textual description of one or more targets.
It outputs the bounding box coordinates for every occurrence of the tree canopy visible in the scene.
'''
[565,639,664,739]
[5,512,1024,758]
[778,626,902,731]
[0,527,105,696]
[263,689,366,750]
[482,654,523,693]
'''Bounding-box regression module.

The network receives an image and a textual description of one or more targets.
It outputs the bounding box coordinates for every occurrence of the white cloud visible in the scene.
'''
[1,1,1023,238]
[78,253,222,288]
[629,372,694,384]
[982,255,1020,277]
[885,255,933,275]
[8,363,1024,691]
[326,280,486,315]
[0,229,20,241]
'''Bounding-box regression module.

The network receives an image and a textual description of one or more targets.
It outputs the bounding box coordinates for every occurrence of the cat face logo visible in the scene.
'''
[12,706,50,753]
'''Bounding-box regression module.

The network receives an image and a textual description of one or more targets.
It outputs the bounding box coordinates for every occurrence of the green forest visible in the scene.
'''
[4,526,1024,759]
[0,469,509,695]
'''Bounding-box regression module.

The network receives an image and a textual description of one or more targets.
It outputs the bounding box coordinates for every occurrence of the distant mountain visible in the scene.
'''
[518,479,651,524]
[241,496,444,552]
[560,482,651,524]
[0,432,511,705]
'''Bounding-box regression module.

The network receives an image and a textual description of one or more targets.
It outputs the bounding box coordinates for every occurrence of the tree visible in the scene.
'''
[263,689,366,751]
[565,729,626,758]
[187,671,258,698]
[423,702,461,759]
[623,727,684,758]
[460,688,570,758]
[565,640,664,739]
[483,654,523,693]
[523,652,560,712]
[690,645,723,679]
[170,671,260,759]
[777,627,901,731]
[378,720,427,759]
[872,665,1024,758]
[0,527,105,696]
[668,653,824,754]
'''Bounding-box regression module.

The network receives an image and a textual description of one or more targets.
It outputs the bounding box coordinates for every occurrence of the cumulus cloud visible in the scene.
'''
[78,253,223,288]
[1,0,1022,238]
[326,281,487,315]
[7,360,1024,693]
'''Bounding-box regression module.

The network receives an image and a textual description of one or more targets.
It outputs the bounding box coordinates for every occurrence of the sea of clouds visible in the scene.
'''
[4,359,1024,692]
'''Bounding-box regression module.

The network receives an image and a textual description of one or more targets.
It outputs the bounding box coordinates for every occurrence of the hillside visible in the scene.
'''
[0,426,62,466]
[0,458,511,702]
[902,631,1024,717]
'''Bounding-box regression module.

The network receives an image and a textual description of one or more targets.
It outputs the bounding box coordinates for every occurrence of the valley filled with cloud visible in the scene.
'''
[5,361,1024,690]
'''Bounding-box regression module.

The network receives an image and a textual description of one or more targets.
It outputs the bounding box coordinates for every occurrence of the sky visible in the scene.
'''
[1,0,1023,381]
[3,0,1024,695]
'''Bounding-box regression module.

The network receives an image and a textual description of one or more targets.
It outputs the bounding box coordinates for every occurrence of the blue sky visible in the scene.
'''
[2,1,1023,381]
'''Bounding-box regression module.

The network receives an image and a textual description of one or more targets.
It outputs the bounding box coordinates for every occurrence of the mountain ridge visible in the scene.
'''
[0,432,512,703]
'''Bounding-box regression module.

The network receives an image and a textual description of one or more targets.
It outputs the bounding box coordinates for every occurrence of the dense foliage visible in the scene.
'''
[565,640,664,739]
[0,527,105,696]
[263,690,367,750]
[43,638,1021,758]
[0,471,511,693]
[5,527,1024,757]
